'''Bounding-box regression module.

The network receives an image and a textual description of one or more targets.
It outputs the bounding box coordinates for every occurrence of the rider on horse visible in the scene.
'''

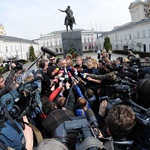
[58,6,76,25]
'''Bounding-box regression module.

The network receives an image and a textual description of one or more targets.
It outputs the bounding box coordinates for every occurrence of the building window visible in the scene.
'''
[55,48,58,53]
[124,34,126,40]
[137,31,140,38]
[60,48,62,53]
[129,34,131,40]
[6,46,8,52]
[142,30,145,38]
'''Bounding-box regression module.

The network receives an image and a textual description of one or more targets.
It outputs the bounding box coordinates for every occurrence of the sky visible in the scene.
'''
[0,0,135,40]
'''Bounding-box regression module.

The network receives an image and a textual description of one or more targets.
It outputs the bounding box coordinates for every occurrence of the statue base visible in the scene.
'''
[61,31,83,58]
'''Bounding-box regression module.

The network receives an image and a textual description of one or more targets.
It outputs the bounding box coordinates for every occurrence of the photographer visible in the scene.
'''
[41,97,76,149]
[130,78,150,149]
[97,102,136,148]
[37,58,50,96]
[0,69,16,98]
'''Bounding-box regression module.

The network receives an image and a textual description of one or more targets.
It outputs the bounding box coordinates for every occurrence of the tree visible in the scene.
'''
[103,36,111,52]
[29,46,36,61]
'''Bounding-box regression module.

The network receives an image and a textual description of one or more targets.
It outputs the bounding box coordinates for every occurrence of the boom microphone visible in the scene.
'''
[86,108,98,128]
[116,73,137,84]
[41,46,56,57]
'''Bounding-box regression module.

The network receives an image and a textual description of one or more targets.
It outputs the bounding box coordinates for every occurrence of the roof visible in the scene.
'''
[107,18,150,34]
[0,35,38,44]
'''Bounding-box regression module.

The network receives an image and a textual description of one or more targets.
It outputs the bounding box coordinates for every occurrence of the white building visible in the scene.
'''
[0,24,39,60]
[96,0,150,52]
[34,29,98,54]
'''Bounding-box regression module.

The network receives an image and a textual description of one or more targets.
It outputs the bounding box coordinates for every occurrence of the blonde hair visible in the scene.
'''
[91,58,98,69]
[76,56,83,61]
[85,59,93,65]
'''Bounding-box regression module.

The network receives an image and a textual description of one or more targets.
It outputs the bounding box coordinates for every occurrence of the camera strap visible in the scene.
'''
[25,122,43,144]
[17,119,43,145]
[76,137,108,150]
[2,106,21,134]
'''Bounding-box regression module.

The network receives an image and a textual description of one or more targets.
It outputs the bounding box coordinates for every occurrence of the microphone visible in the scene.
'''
[116,73,126,79]
[116,73,137,84]
[41,46,56,56]
[58,70,64,74]
[68,71,76,82]
[86,108,98,128]
[52,68,59,75]
[125,68,139,73]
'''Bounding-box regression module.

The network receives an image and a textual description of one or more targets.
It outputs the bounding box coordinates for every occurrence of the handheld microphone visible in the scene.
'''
[68,71,76,82]
[52,68,59,74]
[58,70,64,74]
[41,46,56,57]
[86,108,98,128]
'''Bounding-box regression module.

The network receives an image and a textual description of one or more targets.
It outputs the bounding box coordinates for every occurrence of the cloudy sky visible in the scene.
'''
[1,0,134,40]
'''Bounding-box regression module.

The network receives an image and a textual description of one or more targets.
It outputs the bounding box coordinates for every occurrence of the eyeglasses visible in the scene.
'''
[50,58,55,61]
[0,79,4,83]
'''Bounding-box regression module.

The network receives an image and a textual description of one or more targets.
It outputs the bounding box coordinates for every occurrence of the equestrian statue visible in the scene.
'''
[58,6,76,31]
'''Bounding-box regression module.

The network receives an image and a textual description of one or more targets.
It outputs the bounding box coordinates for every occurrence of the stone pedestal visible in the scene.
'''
[61,31,83,57]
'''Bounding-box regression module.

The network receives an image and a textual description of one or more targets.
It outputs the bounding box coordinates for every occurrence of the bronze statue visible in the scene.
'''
[58,6,76,31]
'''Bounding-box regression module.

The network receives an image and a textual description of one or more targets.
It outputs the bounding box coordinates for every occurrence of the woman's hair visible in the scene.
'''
[77,97,87,108]
[76,55,83,61]
[34,138,68,150]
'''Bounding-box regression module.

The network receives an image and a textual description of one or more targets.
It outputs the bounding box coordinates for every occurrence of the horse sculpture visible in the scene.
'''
[65,17,73,32]
[58,7,76,32]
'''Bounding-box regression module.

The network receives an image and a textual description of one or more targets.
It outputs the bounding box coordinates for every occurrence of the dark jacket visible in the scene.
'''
[42,109,75,137]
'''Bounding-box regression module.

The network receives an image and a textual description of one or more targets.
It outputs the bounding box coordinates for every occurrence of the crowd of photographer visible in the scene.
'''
[0,47,150,150]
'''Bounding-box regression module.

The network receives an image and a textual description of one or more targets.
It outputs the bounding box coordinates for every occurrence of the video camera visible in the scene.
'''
[3,59,26,71]
[0,75,43,120]
[100,95,150,128]
[54,108,103,150]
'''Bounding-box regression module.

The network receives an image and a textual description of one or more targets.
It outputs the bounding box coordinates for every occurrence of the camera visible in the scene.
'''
[54,109,103,150]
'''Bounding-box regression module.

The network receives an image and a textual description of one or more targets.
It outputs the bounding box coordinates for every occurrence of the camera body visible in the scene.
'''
[54,116,101,150]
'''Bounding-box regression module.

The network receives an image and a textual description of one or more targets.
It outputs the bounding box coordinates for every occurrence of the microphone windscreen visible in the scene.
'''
[41,46,56,57]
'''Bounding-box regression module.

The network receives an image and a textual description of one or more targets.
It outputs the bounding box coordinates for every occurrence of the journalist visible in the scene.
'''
[97,102,136,145]
[0,70,16,98]
[130,78,150,149]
